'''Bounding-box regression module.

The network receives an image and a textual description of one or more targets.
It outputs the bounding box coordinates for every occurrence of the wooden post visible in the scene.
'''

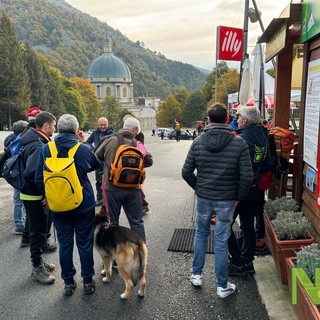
[273,44,294,129]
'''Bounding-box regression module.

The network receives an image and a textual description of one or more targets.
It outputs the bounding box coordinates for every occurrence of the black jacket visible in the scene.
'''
[182,123,253,201]
[19,128,51,196]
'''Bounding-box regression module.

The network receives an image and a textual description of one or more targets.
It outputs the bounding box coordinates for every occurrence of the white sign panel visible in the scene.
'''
[303,59,320,169]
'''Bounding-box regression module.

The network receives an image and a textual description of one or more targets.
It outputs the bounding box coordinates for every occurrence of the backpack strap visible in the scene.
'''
[48,141,58,157]
[115,133,136,147]
[47,141,81,158]
[68,142,81,158]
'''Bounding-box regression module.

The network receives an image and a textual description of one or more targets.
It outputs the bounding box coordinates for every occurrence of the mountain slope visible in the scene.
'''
[1,0,206,98]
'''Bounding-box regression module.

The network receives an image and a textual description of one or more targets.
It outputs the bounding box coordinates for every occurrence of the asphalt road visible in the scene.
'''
[0,131,270,320]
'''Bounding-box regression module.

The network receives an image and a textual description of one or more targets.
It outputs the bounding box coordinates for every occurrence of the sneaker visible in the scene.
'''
[190,274,202,286]
[42,261,56,272]
[20,240,30,247]
[95,199,103,206]
[217,282,236,298]
[84,280,95,295]
[228,263,247,277]
[31,265,55,284]
[42,242,57,253]
[243,261,255,275]
[64,282,77,296]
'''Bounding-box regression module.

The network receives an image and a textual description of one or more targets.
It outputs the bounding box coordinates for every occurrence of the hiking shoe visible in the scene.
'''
[142,206,150,215]
[255,239,266,248]
[190,274,202,287]
[64,282,77,296]
[95,199,103,206]
[14,228,23,235]
[84,280,95,295]
[243,262,255,275]
[20,240,30,247]
[42,261,56,272]
[217,282,236,298]
[42,242,57,253]
[228,263,247,277]
[31,265,55,284]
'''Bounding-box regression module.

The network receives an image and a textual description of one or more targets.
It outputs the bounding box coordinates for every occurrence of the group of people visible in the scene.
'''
[182,103,269,298]
[3,109,150,296]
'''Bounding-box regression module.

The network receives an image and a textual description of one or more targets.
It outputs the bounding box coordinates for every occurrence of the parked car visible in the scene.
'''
[168,129,193,140]
[157,128,171,137]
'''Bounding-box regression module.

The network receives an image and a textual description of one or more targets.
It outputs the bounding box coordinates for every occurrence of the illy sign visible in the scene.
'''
[216,26,243,61]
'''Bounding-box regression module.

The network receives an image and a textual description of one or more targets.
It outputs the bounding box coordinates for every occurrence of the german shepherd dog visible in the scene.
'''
[95,205,148,300]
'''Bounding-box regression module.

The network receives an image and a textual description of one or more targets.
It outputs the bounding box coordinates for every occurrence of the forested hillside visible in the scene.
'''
[0,0,206,98]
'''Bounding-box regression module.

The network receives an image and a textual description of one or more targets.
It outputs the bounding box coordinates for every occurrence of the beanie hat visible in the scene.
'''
[25,107,42,121]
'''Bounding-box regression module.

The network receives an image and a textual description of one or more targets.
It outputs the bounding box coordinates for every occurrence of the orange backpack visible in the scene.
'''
[270,127,296,160]
[109,134,145,188]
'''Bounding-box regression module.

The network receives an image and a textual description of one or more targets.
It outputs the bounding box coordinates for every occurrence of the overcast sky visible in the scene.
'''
[65,0,297,71]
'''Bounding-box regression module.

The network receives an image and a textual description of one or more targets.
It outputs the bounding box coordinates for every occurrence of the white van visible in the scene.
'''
[157,128,171,137]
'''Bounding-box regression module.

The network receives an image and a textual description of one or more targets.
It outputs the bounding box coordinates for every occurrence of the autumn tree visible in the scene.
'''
[71,77,102,129]
[173,86,190,108]
[0,13,30,128]
[182,90,207,127]
[207,68,239,107]
[101,96,126,130]
[156,95,182,127]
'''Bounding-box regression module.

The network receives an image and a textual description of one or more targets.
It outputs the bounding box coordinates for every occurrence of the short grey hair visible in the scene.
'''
[13,120,28,135]
[57,114,79,133]
[239,107,261,125]
[123,117,141,134]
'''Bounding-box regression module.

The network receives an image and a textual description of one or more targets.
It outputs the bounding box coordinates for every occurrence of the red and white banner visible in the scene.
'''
[216,26,243,61]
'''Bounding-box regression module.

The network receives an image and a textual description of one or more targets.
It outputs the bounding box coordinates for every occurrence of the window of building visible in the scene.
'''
[106,87,111,96]
[123,87,127,98]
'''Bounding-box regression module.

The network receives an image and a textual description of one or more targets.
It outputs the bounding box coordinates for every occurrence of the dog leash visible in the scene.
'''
[101,175,111,221]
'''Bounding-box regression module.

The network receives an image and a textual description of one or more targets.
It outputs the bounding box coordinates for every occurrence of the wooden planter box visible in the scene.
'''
[285,257,320,320]
[263,211,314,285]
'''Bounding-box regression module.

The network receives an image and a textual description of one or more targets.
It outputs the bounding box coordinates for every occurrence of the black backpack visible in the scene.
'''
[2,149,26,190]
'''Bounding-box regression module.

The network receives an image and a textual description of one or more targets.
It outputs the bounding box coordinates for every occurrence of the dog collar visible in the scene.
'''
[103,221,111,230]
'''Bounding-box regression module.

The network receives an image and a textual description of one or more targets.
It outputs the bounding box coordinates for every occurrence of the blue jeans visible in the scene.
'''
[192,196,236,288]
[14,188,25,230]
[52,209,95,283]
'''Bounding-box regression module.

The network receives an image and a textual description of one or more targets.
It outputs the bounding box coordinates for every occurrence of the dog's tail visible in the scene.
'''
[131,240,148,286]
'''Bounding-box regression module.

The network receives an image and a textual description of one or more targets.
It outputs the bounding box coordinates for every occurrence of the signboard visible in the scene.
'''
[216,26,243,61]
[292,267,320,305]
[303,59,320,169]
[301,0,320,43]
[317,145,320,209]
[265,23,287,62]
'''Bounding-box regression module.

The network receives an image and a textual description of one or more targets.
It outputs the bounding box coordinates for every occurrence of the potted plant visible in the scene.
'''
[263,197,314,284]
[285,244,320,320]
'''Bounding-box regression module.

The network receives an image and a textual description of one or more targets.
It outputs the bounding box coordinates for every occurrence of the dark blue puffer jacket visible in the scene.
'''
[34,133,101,214]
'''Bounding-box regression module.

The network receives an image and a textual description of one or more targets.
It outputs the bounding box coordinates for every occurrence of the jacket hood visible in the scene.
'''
[201,123,235,152]
[20,128,50,147]
[54,133,79,149]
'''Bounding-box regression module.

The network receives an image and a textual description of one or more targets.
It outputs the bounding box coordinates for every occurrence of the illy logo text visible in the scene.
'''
[222,31,242,58]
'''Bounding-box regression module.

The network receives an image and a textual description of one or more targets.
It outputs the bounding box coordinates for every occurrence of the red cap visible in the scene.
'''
[26,107,42,121]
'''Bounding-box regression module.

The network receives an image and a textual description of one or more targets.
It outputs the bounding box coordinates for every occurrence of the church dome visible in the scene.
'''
[87,53,131,79]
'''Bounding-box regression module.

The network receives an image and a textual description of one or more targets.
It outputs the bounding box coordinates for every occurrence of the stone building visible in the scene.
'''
[87,38,158,129]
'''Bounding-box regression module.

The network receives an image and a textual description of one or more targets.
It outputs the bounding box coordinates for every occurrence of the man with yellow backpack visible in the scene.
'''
[35,114,101,296]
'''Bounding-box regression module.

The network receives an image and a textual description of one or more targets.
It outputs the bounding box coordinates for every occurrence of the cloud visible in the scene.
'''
[65,0,294,70]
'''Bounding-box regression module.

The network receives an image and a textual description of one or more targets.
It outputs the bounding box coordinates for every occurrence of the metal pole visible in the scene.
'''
[251,0,276,68]
[238,0,249,99]
[215,59,218,102]
[259,42,265,119]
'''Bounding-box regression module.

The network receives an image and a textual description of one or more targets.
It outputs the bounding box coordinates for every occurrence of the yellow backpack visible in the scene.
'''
[109,134,145,188]
[43,141,83,212]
